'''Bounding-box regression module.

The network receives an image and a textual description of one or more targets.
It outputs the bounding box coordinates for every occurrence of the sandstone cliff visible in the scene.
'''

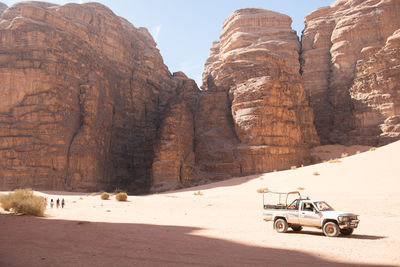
[198,8,319,181]
[151,72,199,192]
[302,0,400,145]
[0,3,7,15]
[0,2,191,193]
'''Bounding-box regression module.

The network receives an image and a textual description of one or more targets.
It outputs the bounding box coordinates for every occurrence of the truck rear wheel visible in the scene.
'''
[340,228,354,235]
[291,225,303,232]
[274,218,288,233]
[323,222,340,237]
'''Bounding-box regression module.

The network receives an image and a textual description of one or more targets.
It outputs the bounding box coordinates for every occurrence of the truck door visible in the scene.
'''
[286,199,300,224]
[300,202,321,227]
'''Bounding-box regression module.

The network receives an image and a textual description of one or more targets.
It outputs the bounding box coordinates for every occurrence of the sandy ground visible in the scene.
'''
[1,141,400,266]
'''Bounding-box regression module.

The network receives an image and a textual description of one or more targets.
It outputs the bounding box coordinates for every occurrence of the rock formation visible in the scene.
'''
[0,2,7,15]
[0,2,191,193]
[197,8,319,181]
[2,0,399,193]
[151,72,199,191]
[302,0,400,145]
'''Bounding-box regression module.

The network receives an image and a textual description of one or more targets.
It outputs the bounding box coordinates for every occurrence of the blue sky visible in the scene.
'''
[2,0,335,85]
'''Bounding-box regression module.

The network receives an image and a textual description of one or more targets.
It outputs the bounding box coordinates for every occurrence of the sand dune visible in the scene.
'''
[1,141,400,266]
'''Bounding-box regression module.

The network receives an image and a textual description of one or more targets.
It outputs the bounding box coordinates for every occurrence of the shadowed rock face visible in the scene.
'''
[197,8,319,181]
[302,0,400,146]
[151,72,199,192]
[0,3,7,15]
[0,2,189,193]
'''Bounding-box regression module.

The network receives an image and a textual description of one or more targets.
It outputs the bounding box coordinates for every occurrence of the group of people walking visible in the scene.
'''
[49,198,65,209]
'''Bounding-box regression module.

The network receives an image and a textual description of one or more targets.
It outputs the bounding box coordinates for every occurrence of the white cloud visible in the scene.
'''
[150,24,162,43]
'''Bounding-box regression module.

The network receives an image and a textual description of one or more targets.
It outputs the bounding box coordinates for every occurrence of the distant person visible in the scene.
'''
[61,198,65,209]
[50,199,54,208]
[56,198,60,209]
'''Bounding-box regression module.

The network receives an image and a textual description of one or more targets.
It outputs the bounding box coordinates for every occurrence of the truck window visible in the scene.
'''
[288,199,298,210]
[302,202,315,212]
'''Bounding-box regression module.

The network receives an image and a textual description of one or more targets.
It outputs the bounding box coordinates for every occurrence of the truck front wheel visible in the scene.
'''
[340,228,354,235]
[274,218,288,233]
[323,222,340,237]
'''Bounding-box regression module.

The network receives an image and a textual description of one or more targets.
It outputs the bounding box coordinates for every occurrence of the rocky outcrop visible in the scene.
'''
[0,2,189,193]
[0,3,7,15]
[302,0,400,145]
[197,9,319,181]
[151,72,199,192]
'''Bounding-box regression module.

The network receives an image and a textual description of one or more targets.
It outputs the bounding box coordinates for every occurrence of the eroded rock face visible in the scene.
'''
[151,72,199,192]
[0,3,7,15]
[302,0,400,145]
[198,8,319,181]
[0,2,184,192]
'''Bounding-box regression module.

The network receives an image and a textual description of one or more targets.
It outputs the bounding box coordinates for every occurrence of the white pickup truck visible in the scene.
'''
[262,191,360,237]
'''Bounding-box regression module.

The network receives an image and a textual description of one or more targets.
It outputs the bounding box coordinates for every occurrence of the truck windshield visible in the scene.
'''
[314,201,334,211]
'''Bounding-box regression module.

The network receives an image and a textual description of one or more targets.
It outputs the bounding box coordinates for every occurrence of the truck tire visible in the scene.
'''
[291,225,303,232]
[274,218,288,233]
[340,228,354,235]
[323,222,340,237]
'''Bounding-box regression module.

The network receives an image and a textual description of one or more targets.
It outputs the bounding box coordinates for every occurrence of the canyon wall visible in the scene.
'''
[197,8,319,182]
[1,0,399,193]
[302,0,400,145]
[0,2,192,193]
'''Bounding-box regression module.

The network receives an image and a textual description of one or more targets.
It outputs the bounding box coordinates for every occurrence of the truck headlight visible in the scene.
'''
[338,216,349,222]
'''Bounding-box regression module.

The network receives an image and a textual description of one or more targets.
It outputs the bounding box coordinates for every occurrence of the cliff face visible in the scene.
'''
[302,0,400,145]
[0,2,191,193]
[2,1,399,193]
[198,9,319,181]
[151,72,199,192]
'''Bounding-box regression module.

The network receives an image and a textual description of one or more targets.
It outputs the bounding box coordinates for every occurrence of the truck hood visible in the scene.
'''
[320,211,358,218]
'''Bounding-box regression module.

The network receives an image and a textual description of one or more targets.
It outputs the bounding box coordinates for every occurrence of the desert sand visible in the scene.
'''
[1,141,400,266]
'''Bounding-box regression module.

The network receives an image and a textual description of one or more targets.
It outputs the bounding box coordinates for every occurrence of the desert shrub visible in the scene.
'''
[100,192,110,200]
[356,150,361,154]
[341,153,348,158]
[0,189,46,216]
[290,165,297,170]
[115,192,128,201]
[193,190,203,196]
[297,187,305,191]
[256,187,268,193]
[328,158,341,163]
[313,171,320,176]
[370,147,376,151]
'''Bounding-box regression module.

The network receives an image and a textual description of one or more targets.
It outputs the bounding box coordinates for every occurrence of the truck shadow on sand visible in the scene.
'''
[0,214,393,267]
[286,230,386,240]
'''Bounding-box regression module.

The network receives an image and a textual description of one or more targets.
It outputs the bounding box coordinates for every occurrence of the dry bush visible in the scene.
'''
[0,189,46,216]
[356,150,361,154]
[341,153,348,158]
[115,192,128,201]
[370,147,376,151]
[193,190,203,196]
[297,187,305,191]
[328,158,341,163]
[291,165,297,170]
[273,169,278,172]
[257,187,268,193]
[90,192,97,196]
[100,192,110,200]
[313,171,320,176]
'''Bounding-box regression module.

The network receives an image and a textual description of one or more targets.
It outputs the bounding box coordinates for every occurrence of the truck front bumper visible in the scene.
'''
[338,219,360,229]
